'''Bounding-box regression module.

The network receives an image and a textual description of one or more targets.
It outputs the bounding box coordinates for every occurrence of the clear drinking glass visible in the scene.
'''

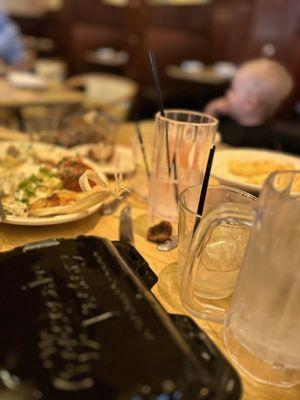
[149,110,217,221]
[184,170,300,387]
[179,185,256,322]
[131,121,155,201]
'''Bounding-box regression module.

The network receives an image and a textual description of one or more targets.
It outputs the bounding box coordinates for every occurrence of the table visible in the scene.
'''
[0,78,84,108]
[0,78,84,129]
[166,65,231,85]
[0,122,299,400]
[85,50,129,67]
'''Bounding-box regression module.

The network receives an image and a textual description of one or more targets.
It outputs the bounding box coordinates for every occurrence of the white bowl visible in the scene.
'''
[95,48,128,64]
[180,60,204,73]
[7,72,47,90]
[213,62,237,78]
[34,59,66,83]
[96,47,116,60]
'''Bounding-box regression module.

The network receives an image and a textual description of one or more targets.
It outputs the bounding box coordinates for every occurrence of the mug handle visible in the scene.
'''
[180,202,255,321]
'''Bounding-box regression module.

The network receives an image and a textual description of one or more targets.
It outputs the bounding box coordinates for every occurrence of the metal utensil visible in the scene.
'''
[157,236,178,252]
[99,188,134,216]
[0,200,5,222]
[119,205,134,244]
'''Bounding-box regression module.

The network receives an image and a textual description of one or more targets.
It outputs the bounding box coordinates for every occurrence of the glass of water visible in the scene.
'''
[179,185,257,322]
[149,110,217,222]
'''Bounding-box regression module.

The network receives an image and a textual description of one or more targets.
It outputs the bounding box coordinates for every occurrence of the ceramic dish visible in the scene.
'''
[212,148,300,192]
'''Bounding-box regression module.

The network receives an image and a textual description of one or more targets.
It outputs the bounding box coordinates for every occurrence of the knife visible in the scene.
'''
[0,199,5,223]
[119,205,134,244]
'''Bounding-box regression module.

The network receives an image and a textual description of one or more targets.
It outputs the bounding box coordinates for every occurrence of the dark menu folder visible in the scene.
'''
[0,236,241,400]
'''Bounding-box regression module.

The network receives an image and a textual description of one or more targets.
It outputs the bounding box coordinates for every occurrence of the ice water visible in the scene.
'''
[180,224,250,299]
[149,110,217,222]
[228,241,300,370]
[149,177,180,221]
[222,172,300,387]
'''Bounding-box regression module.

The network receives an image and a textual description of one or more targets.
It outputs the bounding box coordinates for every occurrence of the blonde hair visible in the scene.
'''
[237,58,293,117]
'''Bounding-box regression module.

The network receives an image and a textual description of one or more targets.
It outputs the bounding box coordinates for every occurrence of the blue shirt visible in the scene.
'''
[0,11,24,65]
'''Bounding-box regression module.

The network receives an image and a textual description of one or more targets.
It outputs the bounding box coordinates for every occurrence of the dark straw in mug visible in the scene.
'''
[193,145,216,234]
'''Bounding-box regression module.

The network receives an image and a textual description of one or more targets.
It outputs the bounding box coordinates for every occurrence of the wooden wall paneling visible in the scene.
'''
[124,3,214,86]
[209,0,254,63]
[143,27,209,84]
[12,16,47,37]
[123,2,218,118]
[250,0,299,41]
[73,0,124,27]
[145,4,212,71]
[147,4,211,32]
[241,0,300,62]
[45,0,75,61]
[68,23,124,72]
[123,0,148,83]
[63,0,125,73]
[281,37,300,112]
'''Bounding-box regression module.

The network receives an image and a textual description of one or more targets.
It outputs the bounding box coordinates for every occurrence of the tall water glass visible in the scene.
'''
[149,110,217,221]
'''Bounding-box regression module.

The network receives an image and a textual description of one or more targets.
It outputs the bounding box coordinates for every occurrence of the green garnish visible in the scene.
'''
[15,167,62,204]
[39,167,56,178]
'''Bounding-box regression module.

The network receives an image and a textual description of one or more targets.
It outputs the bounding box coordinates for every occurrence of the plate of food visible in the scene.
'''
[71,143,135,176]
[0,142,124,226]
[212,148,300,192]
[28,110,118,148]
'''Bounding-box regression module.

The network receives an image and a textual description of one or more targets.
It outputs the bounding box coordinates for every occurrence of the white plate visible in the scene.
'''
[7,72,47,90]
[0,141,106,226]
[95,48,128,65]
[71,144,135,176]
[212,148,300,193]
[4,202,102,226]
[180,60,204,73]
[212,62,237,79]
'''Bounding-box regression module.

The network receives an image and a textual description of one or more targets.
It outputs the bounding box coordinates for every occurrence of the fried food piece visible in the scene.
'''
[57,157,92,192]
[29,190,78,211]
[147,221,172,243]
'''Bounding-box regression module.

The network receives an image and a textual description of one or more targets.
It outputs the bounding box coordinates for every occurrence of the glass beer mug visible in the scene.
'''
[181,171,300,387]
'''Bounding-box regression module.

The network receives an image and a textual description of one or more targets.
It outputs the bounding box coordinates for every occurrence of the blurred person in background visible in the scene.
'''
[0,9,25,67]
[204,58,293,149]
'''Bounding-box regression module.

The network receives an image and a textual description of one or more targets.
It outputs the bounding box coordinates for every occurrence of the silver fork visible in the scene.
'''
[99,188,134,216]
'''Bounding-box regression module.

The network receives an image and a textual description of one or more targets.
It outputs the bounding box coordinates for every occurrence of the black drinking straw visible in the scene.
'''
[135,122,150,180]
[147,50,179,203]
[193,145,216,234]
[147,50,165,117]
[147,50,172,175]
